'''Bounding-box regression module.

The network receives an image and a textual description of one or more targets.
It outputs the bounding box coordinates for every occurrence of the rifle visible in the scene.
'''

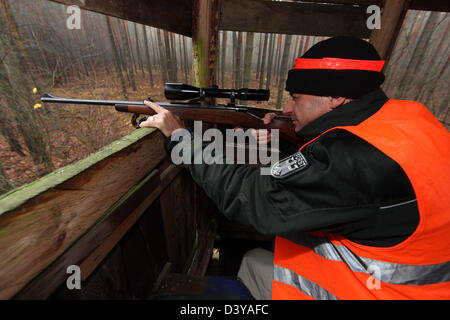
[41,83,302,144]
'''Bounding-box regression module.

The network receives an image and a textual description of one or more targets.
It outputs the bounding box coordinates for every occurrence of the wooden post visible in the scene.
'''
[192,0,220,89]
[370,0,411,63]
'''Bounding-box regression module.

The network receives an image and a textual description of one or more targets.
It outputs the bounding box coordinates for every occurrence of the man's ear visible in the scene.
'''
[329,96,349,109]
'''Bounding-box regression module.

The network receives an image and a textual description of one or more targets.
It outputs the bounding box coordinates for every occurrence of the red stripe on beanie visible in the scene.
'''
[293,57,385,72]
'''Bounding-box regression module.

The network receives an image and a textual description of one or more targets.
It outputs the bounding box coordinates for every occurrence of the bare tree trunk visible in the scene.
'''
[276,34,293,109]
[232,31,237,88]
[142,25,154,86]
[0,161,13,194]
[258,33,269,90]
[182,36,189,83]
[121,21,137,90]
[274,34,282,87]
[0,59,52,170]
[111,19,131,86]
[164,31,175,81]
[177,34,184,83]
[125,22,137,75]
[242,32,254,88]
[221,31,227,87]
[0,109,24,156]
[105,16,128,99]
[236,32,242,88]
[293,35,300,59]
[0,1,53,172]
[256,33,263,80]
[171,32,178,81]
[157,29,168,83]
[265,33,275,90]
[134,23,145,80]
[0,0,37,89]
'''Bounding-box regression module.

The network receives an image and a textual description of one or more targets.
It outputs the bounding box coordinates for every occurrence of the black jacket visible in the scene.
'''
[169,89,419,247]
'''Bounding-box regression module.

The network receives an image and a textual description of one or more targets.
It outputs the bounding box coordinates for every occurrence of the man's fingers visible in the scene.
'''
[139,115,157,128]
[257,131,272,144]
[263,112,277,125]
[138,108,184,137]
[144,100,167,114]
[249,129,272,145]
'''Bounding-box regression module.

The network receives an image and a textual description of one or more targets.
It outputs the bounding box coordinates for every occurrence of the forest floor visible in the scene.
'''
[0,71,287,195]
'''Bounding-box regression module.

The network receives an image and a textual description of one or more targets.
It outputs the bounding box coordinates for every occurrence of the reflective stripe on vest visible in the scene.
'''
[274,264,339,300]
[280,232,450,285]
[272,99,450,300]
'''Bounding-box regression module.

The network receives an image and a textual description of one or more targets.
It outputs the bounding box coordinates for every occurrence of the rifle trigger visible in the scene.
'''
[131,113,147,129]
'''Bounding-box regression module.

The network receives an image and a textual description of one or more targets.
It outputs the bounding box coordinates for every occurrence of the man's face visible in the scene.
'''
[282,93,334,132]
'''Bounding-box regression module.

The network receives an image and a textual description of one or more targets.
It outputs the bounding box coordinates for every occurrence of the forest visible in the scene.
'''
[0,0,448,195]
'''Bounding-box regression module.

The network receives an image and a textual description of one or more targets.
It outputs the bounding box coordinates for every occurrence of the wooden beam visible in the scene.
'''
[0,128,166,299]
[370,0,411,62]
[220,0,371,38]
[48,0,448,42]
[48,0,192,36]
[291,0,378,4]
[191,0,221,88]
[291,0,449,12]
[410,0,450,12]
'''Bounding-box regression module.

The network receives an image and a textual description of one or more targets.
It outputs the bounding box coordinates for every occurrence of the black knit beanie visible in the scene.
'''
[285,36,385,99]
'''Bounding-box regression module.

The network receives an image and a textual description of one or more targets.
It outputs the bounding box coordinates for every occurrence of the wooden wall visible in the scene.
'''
[50,169,204,299]
[0,128,219,299]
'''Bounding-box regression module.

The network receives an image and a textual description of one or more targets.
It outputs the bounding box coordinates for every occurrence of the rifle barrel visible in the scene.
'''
[41,93,144,106]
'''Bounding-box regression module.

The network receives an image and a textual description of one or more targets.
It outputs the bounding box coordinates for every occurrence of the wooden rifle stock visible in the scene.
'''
[115,103,302,145]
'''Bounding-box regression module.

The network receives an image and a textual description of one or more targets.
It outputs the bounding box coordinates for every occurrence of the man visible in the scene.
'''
[140,37,450,299]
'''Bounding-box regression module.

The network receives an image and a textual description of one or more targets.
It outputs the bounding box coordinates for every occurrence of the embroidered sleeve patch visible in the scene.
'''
[271,151,309,178]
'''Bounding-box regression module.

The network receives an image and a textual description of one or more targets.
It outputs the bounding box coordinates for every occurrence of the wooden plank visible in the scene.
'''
[370,0,411,61]
[78,172,161,281]
[48,0,192,36]
[188,216,218,276]
[159,170,196,273]
[14,169,160,299]
[291,0,377,4]
[293,0,448,10]
[0,128,166,299]
[118,216,155,298]
[50,237,132,299]
[220,0,371,38]
[14,163,182,299]
[410,0,450,12]
[192,0,220,89]
[79,165,182,280]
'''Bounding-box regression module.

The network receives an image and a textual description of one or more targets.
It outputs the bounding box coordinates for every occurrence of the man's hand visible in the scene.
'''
[139,100,184,137]
[233,112,277,145]
[262,112,276,125]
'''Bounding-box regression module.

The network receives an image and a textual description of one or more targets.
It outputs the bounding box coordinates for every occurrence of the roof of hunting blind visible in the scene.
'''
[50,0,449,62]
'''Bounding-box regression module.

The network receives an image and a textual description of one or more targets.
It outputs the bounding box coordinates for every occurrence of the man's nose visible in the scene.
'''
[282,98,294,115]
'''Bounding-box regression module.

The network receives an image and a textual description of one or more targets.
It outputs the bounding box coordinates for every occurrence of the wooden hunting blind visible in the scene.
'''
[0,0,448,299]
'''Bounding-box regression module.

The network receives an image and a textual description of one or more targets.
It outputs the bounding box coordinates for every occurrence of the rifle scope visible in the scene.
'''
[164,83,270,102]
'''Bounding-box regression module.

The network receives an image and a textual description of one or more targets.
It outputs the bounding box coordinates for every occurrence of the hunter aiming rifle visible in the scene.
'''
[41,83,301,144]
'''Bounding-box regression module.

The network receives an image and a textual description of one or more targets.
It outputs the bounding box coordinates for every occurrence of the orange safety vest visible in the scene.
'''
[272,99,450,300]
